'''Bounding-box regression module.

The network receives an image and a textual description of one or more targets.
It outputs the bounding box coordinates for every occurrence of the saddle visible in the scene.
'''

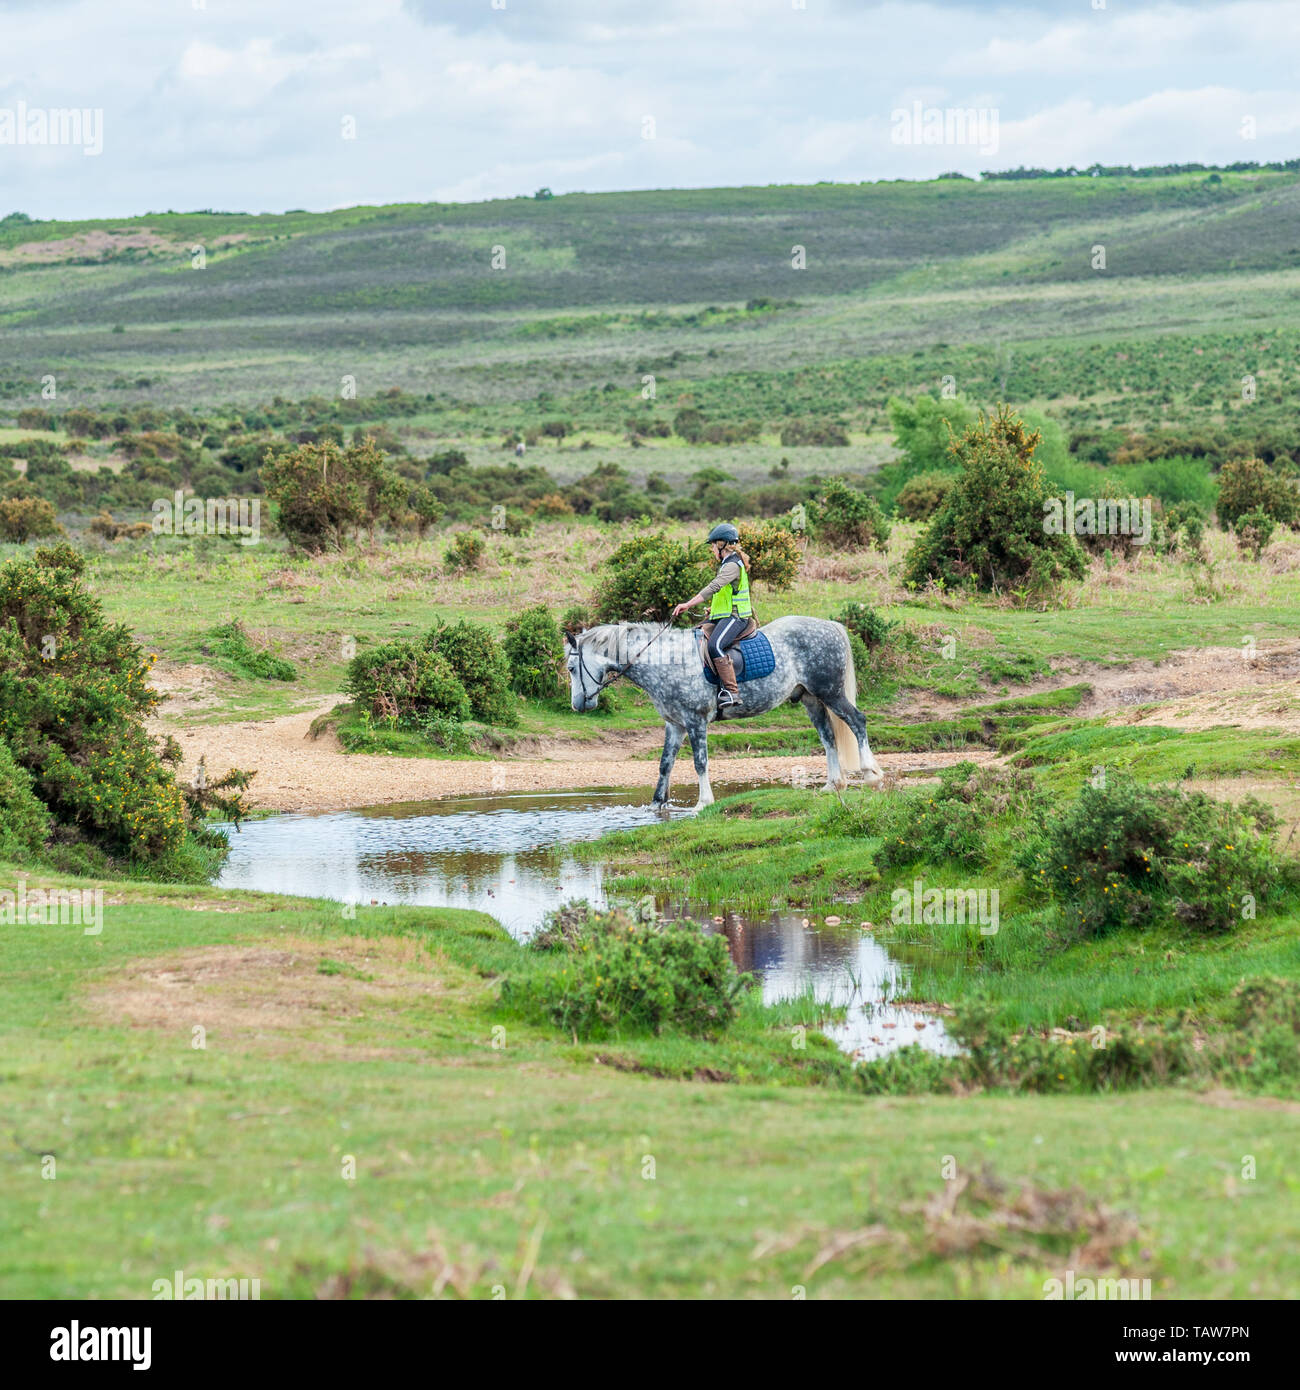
[696,627,776,685]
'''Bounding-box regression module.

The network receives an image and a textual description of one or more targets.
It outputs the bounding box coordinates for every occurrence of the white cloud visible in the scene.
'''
[0,0,1296,218]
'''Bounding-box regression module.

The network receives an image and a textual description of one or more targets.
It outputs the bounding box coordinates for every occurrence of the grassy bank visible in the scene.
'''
[2,864,1297,1298]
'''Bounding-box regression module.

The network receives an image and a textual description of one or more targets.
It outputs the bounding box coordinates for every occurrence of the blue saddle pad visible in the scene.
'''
[701,629,776,685]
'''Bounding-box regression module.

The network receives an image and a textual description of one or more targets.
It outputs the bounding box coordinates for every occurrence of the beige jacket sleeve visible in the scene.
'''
[698,558,741,603]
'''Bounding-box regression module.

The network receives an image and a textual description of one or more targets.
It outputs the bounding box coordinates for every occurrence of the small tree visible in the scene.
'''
[408,484,445,549]
[903,406,1087,592]
[261,439,405,551]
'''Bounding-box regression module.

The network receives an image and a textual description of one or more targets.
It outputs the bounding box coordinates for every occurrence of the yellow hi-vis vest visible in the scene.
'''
[709,554,753,619]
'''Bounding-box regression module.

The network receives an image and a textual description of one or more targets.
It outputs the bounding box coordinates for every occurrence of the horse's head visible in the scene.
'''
[565,629,616,712]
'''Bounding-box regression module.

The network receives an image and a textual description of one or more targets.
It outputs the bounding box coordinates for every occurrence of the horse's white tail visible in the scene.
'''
[828,624,861,775]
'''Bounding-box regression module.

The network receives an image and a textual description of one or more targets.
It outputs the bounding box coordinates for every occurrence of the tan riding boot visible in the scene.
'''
[713,654,742,713]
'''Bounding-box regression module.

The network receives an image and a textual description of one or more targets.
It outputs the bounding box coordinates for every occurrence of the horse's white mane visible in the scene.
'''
[577,622,667,659]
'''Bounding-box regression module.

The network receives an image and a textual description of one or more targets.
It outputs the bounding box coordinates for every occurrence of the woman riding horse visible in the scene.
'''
[671,523,757,712]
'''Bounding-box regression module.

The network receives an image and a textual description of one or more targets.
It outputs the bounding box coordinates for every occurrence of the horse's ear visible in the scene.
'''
[564,631,575,649]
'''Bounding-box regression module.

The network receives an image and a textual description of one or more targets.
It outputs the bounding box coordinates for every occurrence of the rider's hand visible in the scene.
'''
[671,602,689,619]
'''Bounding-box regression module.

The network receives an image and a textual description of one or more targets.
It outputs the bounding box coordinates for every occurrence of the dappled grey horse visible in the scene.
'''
[566,617,882,808]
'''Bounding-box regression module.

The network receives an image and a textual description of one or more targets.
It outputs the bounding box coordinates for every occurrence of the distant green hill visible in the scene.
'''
[2,170,1298,430]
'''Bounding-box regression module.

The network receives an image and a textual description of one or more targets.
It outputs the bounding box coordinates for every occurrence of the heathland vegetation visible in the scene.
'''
[2,172,1299,1298]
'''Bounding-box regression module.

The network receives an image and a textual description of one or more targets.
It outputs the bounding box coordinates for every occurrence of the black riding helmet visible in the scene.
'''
[706,523,739,545]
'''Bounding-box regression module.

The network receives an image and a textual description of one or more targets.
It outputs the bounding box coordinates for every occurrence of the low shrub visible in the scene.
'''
[502,604,564,700]
[443,530,486,572]
[895,470,954,520]
[1233,508,1276,559]
[811,478,891,550]
[592,532,710,624]
[1019,777,1286,936]
[0,496,62,543]
[425,618,516,726]
[509,906,752,1038]
[343,640,470,723]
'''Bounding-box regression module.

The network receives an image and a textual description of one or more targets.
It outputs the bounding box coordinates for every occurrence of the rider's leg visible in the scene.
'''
[707,614,745,702]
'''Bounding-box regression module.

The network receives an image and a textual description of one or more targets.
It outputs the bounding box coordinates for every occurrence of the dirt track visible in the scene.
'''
[161,699,982,813]
[156,640,1300,815]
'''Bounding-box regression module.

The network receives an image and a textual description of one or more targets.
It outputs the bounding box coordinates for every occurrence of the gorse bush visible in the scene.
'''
[1216,456,1299,530]
[1019,776,1286,937]
[833,601,897,650]
[833,601,916,688]
[0,543,241,875]
[502,604,564,700]
[0,495,62,543]
[736,519,802,590]
[344,640,470,723]
[0,735,51,860]
[509,906,751,1038]
[592,532,710,624]
[903,406,1088,593]
[443,530,485,572]
[425,618,517,726]
[811,478,891,550]
[1233,508,1276,559]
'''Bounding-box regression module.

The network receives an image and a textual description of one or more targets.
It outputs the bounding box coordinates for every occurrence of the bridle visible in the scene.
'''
[571,620,676,704]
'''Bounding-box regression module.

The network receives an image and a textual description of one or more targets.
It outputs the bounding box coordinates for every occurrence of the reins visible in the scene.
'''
[575,618,680,701]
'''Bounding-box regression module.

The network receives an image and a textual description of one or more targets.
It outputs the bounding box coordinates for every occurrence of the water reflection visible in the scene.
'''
[217,787,955,1060]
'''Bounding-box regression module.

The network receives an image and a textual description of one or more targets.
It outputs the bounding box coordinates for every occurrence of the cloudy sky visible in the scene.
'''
[2,0,1297,219]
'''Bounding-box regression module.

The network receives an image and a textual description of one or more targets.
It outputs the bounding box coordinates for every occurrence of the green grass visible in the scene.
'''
[1010,722,1300,790]
[2,863,1297,1298]
[583,776,1300,1047]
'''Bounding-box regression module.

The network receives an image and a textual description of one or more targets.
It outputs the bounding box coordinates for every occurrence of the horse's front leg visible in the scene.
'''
[684,716,713,808]
[653,721,686,809]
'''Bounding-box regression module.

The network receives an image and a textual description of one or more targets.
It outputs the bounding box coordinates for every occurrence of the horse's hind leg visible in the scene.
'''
[825,694,883,786]
[801,694,844,791]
